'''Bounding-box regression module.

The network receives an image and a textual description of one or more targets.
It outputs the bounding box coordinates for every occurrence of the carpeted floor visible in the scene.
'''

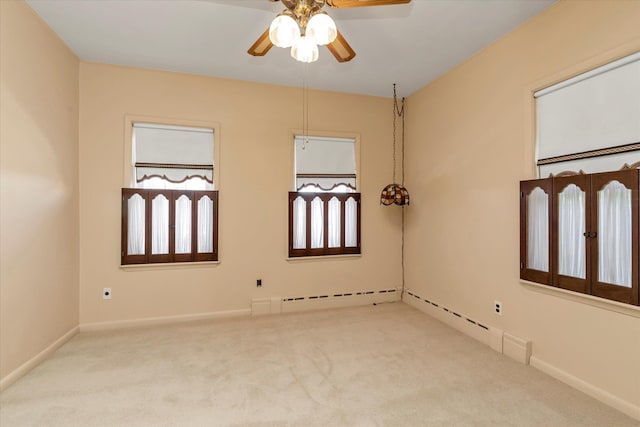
[1,302,638,426]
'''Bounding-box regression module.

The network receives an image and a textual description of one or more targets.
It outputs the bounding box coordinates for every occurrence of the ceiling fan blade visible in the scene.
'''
[326,0,410,8]
[247,28,273,57]
[327,31,356,63]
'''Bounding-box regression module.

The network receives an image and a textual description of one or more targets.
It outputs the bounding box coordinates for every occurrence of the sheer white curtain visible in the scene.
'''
[127,194,145,255]
[558,184,586,278]
[345,197,357,247]
[527,187,549,272]
[152,195,169,255]
[293,196,358,250]
[175,195,191,254]
[293,197,306,249]
[197,196,213,253]
[328,197,340,248]
[311,197,324,249]
[598,181,632,287]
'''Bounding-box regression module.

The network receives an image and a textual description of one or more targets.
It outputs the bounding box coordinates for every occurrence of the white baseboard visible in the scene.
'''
[530,356,640,421]
[1,325,79,392]
[503,332,532,365]
[79,309,251,332]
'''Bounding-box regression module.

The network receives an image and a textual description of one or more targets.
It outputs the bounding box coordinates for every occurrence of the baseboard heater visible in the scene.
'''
[251,288,400,315]
[405,290,491,343]
[403,289,532,365]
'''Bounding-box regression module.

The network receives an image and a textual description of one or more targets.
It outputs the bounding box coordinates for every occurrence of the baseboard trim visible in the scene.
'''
[530,356,640,421]
[0,325,79,392]
[503,332,532,365]
[403,290,492,348]
[79,309,251,332]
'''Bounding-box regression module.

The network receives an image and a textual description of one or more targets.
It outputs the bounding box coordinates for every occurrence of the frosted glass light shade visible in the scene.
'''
[291,36,319,63]
[307,13,337,46]
[269,14,300,48]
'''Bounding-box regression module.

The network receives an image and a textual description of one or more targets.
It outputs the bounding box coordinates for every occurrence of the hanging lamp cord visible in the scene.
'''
[392,83,405,184]
[392,85,397,184]
[399,88,407,299]
[401,93,405,186]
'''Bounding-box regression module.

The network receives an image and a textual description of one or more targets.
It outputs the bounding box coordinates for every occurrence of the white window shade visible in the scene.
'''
[295,135,356,191]
[295,136,355,175]
[535,52,640,173]
[133,123,214,185]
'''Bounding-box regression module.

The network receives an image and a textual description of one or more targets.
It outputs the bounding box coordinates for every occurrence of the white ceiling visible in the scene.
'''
[26,0,555,98]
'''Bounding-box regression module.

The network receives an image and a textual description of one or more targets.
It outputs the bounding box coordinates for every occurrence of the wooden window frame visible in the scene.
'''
[288,192,361,257]
[121,188,218,265]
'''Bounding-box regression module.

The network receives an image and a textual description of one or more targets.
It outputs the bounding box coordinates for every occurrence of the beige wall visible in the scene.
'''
[3,0,637,417]
[0,1,79,380]
[78,63,402,325]
[404,0,640,414]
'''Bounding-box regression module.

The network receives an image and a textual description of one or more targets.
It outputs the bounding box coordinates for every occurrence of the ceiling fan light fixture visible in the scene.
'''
[269,13,300,48]
[306,12,337,46]
[291,35,319,63]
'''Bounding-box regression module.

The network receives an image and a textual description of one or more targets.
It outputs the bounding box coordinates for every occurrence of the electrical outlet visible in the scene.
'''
[103,288,112,300]
[494,300,502,316]
[256,279,262,287]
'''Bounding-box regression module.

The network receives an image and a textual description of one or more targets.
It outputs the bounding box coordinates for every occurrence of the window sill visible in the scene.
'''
[120,261,220,271]
[520,279,640,318]
[287,254,362,263]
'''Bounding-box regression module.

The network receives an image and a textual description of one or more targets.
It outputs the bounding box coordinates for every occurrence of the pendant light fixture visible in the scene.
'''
[380,84,410,206]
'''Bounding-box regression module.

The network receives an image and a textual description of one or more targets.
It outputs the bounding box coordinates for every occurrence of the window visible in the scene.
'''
[534,51,640,176]
[522,53,640,306]
[520,169,639,306]
[289,135,361,257]
[133,123,214,190]
[121,122,218,265]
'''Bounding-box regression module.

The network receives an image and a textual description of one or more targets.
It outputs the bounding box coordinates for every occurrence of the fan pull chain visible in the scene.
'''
[302,64,309,145]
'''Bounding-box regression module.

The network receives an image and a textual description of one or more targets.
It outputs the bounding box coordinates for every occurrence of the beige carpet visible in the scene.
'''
[1,302,638,427]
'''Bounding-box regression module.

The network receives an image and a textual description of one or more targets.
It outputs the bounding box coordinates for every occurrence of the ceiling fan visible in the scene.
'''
[248,0,411,63]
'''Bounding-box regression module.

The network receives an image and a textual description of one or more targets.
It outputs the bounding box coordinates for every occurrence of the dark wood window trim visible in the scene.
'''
[288,192,361,258]
[520,178,553,285]
[519,169,639,306]
[121,189,218,265]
